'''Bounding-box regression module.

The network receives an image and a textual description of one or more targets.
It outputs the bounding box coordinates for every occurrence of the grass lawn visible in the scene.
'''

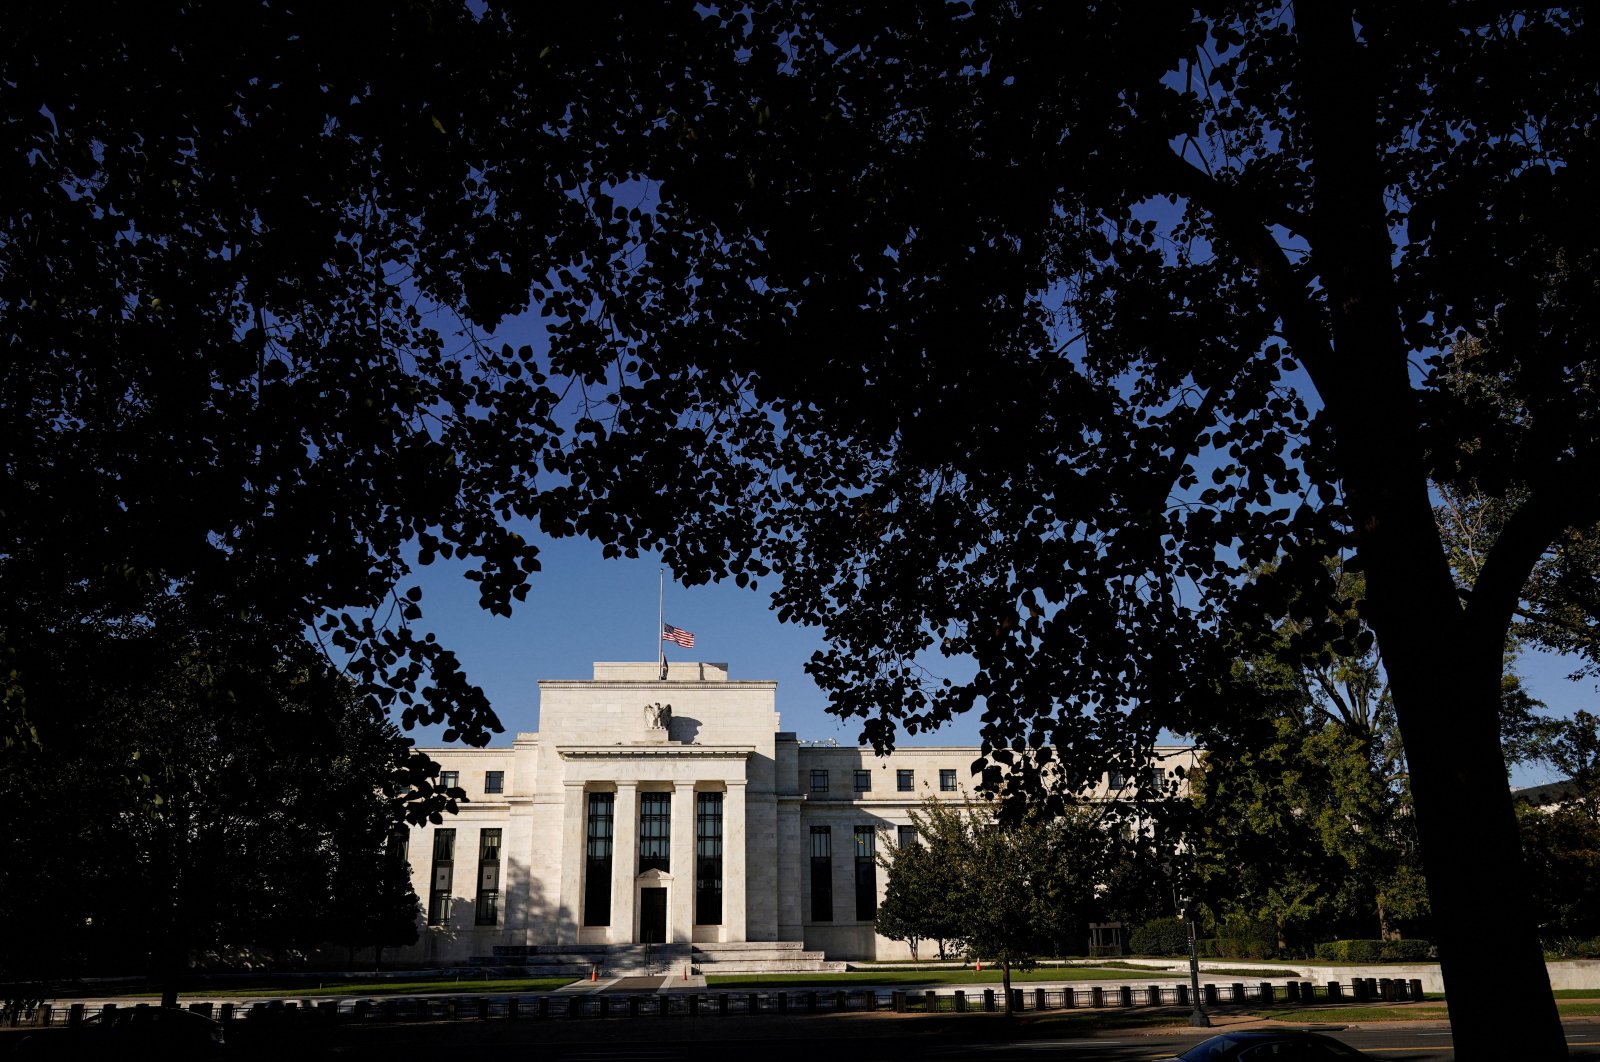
[705,968,1196,989]
[1239,1001,1600,1023]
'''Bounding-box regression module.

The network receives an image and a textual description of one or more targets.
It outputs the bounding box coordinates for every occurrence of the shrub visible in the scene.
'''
[1314,939,1433,963]
[1129,918,1189,957]
[1381,939,1433,962]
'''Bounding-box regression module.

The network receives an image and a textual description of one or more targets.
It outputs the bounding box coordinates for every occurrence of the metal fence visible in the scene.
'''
[10,977,1429,1028]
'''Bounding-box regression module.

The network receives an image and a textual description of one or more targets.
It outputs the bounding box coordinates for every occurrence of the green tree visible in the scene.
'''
[891,796,1100,1014]
[873,832,963,961]
[1517,712,1600,944]
[0,621,418,1003]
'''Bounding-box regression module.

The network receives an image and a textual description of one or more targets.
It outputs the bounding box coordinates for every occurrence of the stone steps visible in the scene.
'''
[692,941,843,973]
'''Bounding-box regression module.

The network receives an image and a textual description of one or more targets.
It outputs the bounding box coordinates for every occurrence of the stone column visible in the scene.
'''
[610,782,639,943]
[724,780,748,941]
[557,781,586,944]
[669,783,696,942]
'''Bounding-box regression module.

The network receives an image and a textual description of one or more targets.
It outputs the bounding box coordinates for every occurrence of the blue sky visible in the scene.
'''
[399,529,1593,789]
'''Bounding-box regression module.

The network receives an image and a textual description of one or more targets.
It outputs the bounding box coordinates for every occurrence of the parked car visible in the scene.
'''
[1170,1030,1374,1061]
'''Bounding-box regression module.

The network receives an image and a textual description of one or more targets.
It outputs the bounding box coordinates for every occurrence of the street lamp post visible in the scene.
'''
[1181,902,1210,1028]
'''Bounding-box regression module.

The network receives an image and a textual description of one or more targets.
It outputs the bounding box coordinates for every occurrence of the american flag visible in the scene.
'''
[661,623,695,648]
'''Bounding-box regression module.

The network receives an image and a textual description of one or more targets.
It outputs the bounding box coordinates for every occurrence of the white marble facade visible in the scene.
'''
[398,662,1197,963]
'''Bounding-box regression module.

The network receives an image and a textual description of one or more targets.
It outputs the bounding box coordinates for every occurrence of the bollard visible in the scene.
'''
[836,990,849,1012]
[1034,988,1046,1012]
[718,994,729,1016]
[1394,980,1409,1001]
[1011,988,1024,1012]
[508,997,521,1020]
[1091,986,1105,1008]
[866,991,878,1012]
[478,997,490,1020]
[892,990,905,1013]
[1286,981,1300,1003]
[983,989,996,1012]
[1177,984,1190,1006]
[1380,978,1395,1002]
[1147,984,1162,1006]
[1118,985,1133,1007]
[1259,982,1274,1004]
[1204,983,1218,1006]
[568,996,584,1020]
[630,997,641,1018]
[927,990,940,1012]
[353,1000,372,1020]
[1063,987,1076,1008]
[36,1005,51,1027]
[104,1004,119,1017]
[778,992,790,1014]
[749,992,761,1015]
[1410,978,1425,1001]
[317,1001,337,1020]
[600,997,611,1019]
[539,996,551,1018]
[809,991,819,1013]
[69,1003,85,1028]
[219,1003,234,1023]
[954,990,967,1013]
[1328,981,1343,1001]
[1366,977,1379,998]
[688,995,699,1017]
[1300,981,1314,1002]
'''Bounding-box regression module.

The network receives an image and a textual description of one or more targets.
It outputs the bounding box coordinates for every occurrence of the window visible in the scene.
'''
[939,769,957,792]
[809,770,829,793]
[476,828,501,925]
[427,829,455,926]
[896,769,914,792]
[484,771,505,794]
[584,792,614,926]
[1143,768,1164,793]
[809,826,833,921]
[897,825,918,849]
[639,792,671,874]
[854,826,876,921]
[696,792,724,925]
[853,769,871,792]
[1107,770,1125,790]
[439,770,459,791]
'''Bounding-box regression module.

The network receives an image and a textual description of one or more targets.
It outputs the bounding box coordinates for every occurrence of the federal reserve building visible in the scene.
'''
[396,661,1196,968]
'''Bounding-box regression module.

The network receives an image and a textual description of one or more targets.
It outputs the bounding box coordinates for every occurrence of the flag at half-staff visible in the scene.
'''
[662,623,695,648]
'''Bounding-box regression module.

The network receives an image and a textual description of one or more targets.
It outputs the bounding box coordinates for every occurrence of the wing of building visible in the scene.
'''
[398,661,1197,965]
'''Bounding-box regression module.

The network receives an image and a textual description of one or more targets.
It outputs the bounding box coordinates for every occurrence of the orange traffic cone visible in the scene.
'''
[591,965,598,982]
[976,960,982,973]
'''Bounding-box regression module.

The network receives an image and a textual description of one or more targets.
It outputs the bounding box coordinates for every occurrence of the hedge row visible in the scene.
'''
[1129,919,1190,957]
[1313,939,1433,962]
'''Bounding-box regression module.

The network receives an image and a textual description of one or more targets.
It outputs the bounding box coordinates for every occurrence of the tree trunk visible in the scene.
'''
[1001,958,1013,1017]
[1383,627,1566,1060]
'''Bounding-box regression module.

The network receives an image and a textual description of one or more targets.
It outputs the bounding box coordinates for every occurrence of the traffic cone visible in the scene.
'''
[976,960,982,973]
[591,965,597,982]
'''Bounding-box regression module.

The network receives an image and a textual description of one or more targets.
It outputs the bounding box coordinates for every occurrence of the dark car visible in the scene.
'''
[1171,1029,1373,1061]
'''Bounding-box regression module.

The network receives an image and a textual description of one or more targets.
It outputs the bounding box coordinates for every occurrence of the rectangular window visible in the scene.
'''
[476,828,502,925]
[1144,768,1164,793]
[584,792,614,926]
[484,771,505,794]
[696,791,724,925]
[939,769,957,792]
[1107,770,1125,790]
[896,769,914,792]
[427,828,455,926]
[854,826,877,921]
[639,792,671,874]
[809,826,833,922]
[853,769,872,792]
[897,825,918,849]
[809,770,829,793]
[440,770,459,791]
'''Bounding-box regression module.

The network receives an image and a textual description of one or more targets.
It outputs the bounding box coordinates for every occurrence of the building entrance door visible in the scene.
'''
[639,887,667,943]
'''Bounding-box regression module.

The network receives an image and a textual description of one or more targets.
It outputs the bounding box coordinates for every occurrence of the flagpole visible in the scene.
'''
[657,567,665,679]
